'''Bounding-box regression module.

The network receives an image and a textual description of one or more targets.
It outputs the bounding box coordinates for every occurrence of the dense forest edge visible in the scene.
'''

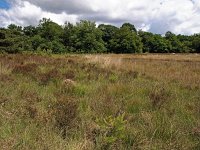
[0,18,200,54]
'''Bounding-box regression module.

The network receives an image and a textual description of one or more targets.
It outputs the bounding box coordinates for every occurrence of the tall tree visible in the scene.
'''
[62,22,76,51]
[98,24,119,52]
[70,20,106,53]
[121,23,137,33]
[23,25,38,37]
[36,18,65,53]
[0,26,31,53]
[110,25,142,53]
[38,18,63,41]
[191,34,200,53]
[139,31,171,53]
[165,31,184,53]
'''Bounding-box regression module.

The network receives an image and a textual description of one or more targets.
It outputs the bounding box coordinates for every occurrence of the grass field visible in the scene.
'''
[0,53,200,149]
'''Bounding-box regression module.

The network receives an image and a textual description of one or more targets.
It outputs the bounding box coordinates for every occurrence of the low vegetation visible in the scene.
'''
[0,53,200,149]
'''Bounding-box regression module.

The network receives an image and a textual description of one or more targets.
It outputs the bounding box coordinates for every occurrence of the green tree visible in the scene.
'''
[153,34,171,53]
[121,23,137,33]
[165,31,184,53]
[0,26,30,53]
[110,25,143,53]
[51,40,66,53]
[8,24,22,32]
[139,31,155,53]
[98,24,119,52]
[0,20,199,54]
[62,22,76,51]
[30,35,45,51]
[139,31,171,53]
[23,25,38,37]
[70,20,106,53]
[38,18,63,41]
[33,18,66,53]
[191,34,200,53]
[177,34,193,52]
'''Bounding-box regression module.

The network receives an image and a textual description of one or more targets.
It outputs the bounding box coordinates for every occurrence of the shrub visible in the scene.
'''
[109,74,118,83]
[51,40,66,54]
[149,85,171,109]
[38,69,61,85]
[73,84,87,97]
[64,70,75,79]
[126,70,139,79]
[12,63,38,77]
[51,98,79,138]
[95,113,127,149]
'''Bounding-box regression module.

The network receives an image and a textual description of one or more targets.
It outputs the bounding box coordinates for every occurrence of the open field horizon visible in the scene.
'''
[0,53,200,149]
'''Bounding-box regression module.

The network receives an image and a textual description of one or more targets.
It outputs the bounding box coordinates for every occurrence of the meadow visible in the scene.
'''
[0,53,200,149]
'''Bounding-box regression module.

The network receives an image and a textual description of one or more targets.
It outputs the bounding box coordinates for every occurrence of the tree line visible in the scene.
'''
[0,18,200,54]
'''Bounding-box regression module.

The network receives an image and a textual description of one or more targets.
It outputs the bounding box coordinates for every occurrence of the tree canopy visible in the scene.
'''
[0,18,199,54]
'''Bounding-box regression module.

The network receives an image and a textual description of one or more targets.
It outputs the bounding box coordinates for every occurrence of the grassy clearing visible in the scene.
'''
[0,53,200,149]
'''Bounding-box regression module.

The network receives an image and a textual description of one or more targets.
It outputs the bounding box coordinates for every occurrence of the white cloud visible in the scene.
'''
[0,0,200,35]
[22,0,92,14]
[0,0,78,27]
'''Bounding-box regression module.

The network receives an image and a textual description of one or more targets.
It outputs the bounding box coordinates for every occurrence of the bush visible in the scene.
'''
[149,85,172,109]
[109,74,118,83]
[51,40,66,53]
[95,113,128,149]
[12,63,38,76]
[51,98,79,138]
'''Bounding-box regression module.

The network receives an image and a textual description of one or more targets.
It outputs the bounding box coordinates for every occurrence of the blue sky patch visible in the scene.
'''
[0,0,10,9]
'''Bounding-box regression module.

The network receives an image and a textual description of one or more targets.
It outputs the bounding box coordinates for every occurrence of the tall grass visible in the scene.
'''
[0,53,199,149]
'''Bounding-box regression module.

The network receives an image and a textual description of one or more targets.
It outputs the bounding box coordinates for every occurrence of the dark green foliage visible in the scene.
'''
[153,34,171,53]
[191,34,200,53]
[23,25,38,37]
[98,24,119,52]
[51,40,65,53]
[70,20,107,53]
[0,18,200,53]
[110,24,143,53]
[121,23,137,33]
[0,28,30,53]
[62,22,75,50]
[38,18,63,41]
[30,35,45,51]
[8,24,22,32]
[139,31,171,53]
[165,31,184,53]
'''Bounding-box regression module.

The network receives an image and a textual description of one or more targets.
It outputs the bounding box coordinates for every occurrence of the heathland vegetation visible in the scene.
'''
[0,18,200,54]
[0,18,200,150]
[0,53,200,149]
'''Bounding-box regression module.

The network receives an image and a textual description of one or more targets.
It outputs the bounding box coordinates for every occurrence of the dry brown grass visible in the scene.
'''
[85,54,200,89]
[0,53,199,149]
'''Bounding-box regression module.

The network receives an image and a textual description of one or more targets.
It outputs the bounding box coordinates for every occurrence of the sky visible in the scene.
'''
[0,0,200,35]
[0,0,9,9]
